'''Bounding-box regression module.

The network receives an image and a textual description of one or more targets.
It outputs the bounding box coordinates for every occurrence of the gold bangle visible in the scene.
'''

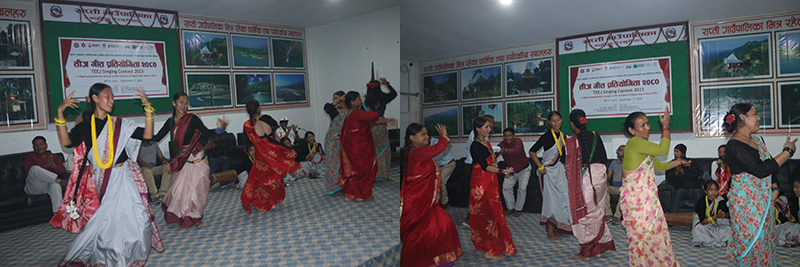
[143,106,155,113]
[54,117,66,124]
[538,165,545,171]
[145,116,154,121]
[56,122,66,127]
[141,103,152,106]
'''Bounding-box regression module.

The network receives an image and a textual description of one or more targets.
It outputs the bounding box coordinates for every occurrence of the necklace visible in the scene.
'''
[91,114,115,169]
[476,137,496,161]
[706,196,717,224]
[734,132,755,146]
[551,129,565,156]
[308,142,316,154]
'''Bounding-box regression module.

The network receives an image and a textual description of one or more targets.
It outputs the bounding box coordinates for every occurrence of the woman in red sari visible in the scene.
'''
[339,91,394,201]
[400,123,462,267]
[469,116,517,260]
[241,99,299,213]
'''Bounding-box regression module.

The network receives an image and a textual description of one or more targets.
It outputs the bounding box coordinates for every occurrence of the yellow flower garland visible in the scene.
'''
[706,196,717,224]
[91,114,114,169]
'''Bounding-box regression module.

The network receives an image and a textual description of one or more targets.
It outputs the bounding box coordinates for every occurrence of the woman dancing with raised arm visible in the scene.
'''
[52,83,163,266]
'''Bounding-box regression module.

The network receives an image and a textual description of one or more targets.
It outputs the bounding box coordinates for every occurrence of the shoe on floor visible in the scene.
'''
[513,210,521,217]
[461,221,470,228]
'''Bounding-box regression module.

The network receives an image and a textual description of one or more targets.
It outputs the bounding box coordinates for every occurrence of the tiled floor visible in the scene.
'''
[1,166,799,266]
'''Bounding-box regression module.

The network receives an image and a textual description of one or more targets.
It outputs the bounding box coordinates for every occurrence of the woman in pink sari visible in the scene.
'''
[564,109,615,260]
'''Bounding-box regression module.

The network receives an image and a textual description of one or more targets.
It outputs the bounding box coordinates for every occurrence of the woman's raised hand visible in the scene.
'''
[134,86,150,105]
[217,116,229,129]
[659,106,671,127]
[785,135,797,151]
[435,124,448,139]
[57,91,79,113]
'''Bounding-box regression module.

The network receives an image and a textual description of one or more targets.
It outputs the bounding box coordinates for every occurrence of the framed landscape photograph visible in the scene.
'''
[505,98,554,135]
[422,71,458,104]
[183,30,229,68]
[700,83,773,132]
[505,58,553,97]
[698,33,771,82]
[422,105,458,137]
[461,65,502,101]
[231,34,270,68]
[0,75,37,125]
[461,102,503,137]
[185,72,232,110]
[0,20,32,70]
[274,73,307,104]
[234,73,272,107]
[272,37,304,69]
[778,81,800,128]
[777,29,800,77]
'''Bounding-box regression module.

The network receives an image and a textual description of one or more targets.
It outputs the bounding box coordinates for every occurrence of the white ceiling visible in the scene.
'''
[77,0,800,62]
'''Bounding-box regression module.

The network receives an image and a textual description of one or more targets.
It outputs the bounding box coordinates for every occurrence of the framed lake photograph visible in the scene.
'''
[185,72,233,110]
[272,37,304,69]
[0,19,32,70]
[461,102,503,137]
[274,73,307,104]
[698,33,771,82]
[182,30,229,68]
[461,64,502,101]
[700,83,773,132]
[505,98,554,135]
[234,73,273,106]
[777,29,800,77]
[505,58,553,97]
[422,71,458,105]
[422,105,458,137]
[778,81,800,128]
[0,75,37,125]
[231,34,270,68]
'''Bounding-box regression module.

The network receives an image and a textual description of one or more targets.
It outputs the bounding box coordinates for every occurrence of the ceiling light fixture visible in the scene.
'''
[500,0,512,5]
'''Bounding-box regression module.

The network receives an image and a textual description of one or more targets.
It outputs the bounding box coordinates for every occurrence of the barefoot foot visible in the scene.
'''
[573,253,590,261]
[484,253,505,260]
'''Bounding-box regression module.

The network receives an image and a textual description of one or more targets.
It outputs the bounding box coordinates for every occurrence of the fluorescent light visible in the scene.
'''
[500,0,512,5]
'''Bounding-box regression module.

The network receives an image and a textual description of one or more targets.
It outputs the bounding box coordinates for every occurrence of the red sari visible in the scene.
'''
[339,109,380,200]
[469,139,517,256]
[241,119,299,213]
[401,137,462,267]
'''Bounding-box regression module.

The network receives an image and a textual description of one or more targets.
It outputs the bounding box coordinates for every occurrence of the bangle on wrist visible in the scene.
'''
[54,117,66,124]
[784,146,795,157]
[538,165,545,171]
[661,127,670,131]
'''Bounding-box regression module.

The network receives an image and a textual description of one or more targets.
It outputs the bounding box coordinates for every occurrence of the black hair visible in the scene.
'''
[472,116,488,134]
[364,94,379,111]
[333,91,345,97]
[344,91,360,109]
[569,109,587,132]
[32,136,46,144]
[246,99,260,126]
[172,91,189,118]
[503,127,515,135]
[304,131,315,139]
[400,123,426,190]
[702,180,719,191]
[81,83,112,122]
[723,103,754,134]
[547,111,561,120]
[483,114,495,120]
[623,111,647,138]
[280,137,291,145]
[718,144,726,149]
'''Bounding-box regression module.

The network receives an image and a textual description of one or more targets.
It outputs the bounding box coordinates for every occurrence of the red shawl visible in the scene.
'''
[565,136,588,223]
[169,114,202,172]
[50,142,100,233]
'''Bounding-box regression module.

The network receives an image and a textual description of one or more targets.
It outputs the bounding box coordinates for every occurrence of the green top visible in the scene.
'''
[623,137,671,171]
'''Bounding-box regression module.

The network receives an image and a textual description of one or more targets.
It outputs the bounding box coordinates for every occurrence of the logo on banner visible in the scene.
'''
[158,15,169,25]
[580,69,584,73]
[73,43,79,48]
[666,28,677,38]
[564,41,574,51]
[50,5,63,18]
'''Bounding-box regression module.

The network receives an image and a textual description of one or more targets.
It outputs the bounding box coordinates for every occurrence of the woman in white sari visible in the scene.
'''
[52,83,163,266]
[529,111,572,241]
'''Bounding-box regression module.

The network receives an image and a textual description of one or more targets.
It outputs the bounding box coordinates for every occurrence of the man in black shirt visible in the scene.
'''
[667,144,703,213]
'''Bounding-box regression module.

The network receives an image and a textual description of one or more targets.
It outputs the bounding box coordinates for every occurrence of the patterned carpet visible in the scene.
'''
[1,166,798,266]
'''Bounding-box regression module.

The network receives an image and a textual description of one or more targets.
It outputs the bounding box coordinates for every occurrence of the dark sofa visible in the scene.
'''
[0,151,68,232]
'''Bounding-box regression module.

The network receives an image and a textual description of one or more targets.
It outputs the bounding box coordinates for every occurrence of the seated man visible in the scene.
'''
[293,131,326,180]
[275,117,300,145]
[605,145,624,224]
[666,143,702,213]
[430,135,455,209]
[24,136,67,213]
[205,140,230,175]
[137,140,172,203]
[498,128,531,217]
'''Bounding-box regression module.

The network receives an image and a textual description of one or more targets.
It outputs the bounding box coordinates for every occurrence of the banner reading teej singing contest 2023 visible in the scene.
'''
[59,38,169,100]
[568,57,672,118]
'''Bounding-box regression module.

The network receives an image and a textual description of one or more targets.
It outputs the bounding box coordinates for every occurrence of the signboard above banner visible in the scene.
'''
[41,2,177,28]
[179,15,304,38]
[559,23,687,55]
[420,43,554,74]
